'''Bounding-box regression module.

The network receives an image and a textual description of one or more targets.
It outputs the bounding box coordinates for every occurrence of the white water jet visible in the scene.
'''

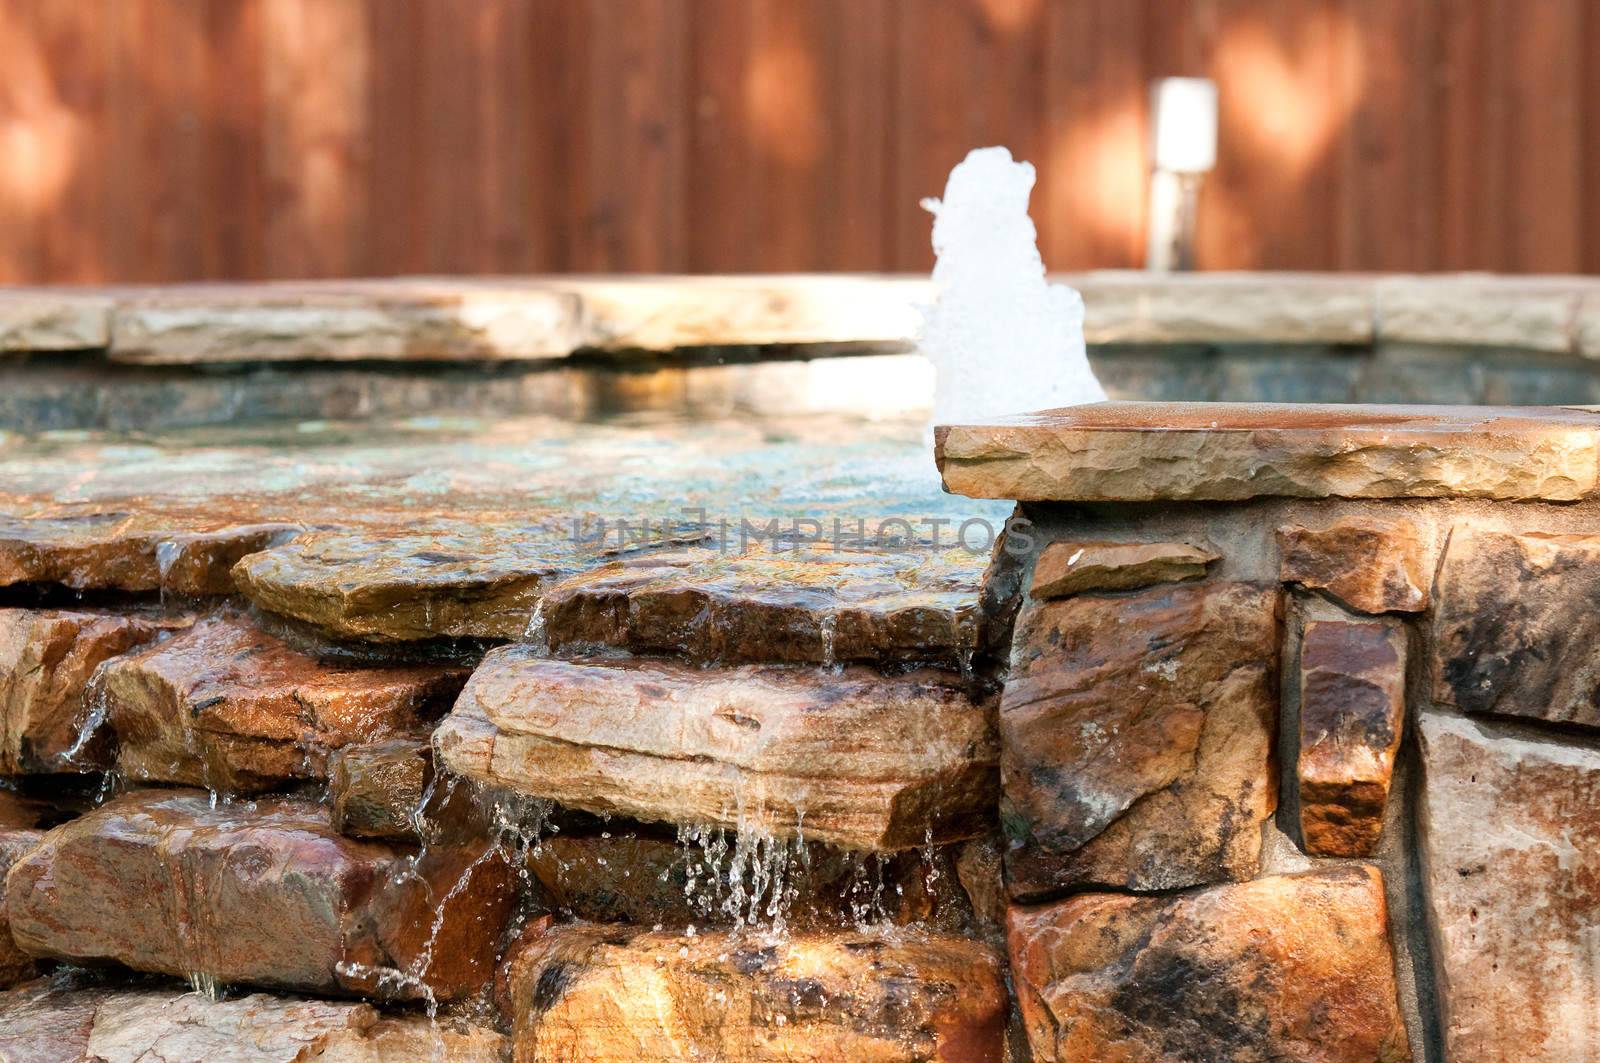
[920,146,1105,426]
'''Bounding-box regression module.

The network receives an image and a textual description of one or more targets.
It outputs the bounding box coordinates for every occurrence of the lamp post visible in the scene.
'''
[1145,77,1218,272]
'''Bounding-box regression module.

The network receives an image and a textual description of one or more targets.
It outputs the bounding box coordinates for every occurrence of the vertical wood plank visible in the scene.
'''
[365,0,426,275]
[1504,0,1581,272]
[688,0,753,272]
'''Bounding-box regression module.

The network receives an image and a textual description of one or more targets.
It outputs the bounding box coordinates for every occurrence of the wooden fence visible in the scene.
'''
[0,0,1595,283]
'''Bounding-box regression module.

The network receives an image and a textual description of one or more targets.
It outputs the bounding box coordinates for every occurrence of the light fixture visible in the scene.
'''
[1145,77,1218,272]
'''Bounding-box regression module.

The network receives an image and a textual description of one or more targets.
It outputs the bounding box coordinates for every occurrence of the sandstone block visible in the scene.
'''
[1001,581,1279,899]
[1278,517,1428,613]
[1432,527,1600,728]
[0,608,172,773]
[4,789,505,1002]
[101,615,464,792]
[1376,275,1581,353]
[936,402,1600,502]
[540,540,983,668]
[434,649,998,851]
[1076,272,1374,345]
[0,824,43,987]
[1007,866,1410,1062]
[1298,619,1407,856]
[504,923,1005,1062]
[1419,712,1600,1062]
[1030,539,1217,598]
[329,737,431,840]
[0,290,111,351]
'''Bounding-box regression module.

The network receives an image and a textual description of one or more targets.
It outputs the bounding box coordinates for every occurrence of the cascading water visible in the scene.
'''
[919,146,1106,426]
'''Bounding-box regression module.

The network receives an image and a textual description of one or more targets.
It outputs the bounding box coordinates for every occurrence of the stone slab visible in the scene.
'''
[101,615,464,792]
[1075,271,1374,345]
[0,289,112,351]
[1376,275,1583,353]
[1432,528,1600,728]
[1298,619,1407,856]
[1007,866,1410,1062]
[936,402,1600,502]
[539,540,984,668]
[328,737,431,840]
[503,923,1006,1062]
[1001,581,1280,899]
[1029,539,1217,599]
[108,280,584,364]
[434,648,998,851]
[1419,712,1600,1062]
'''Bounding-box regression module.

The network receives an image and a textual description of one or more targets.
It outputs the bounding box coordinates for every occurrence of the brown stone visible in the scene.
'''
[1432,527,1600,728]
[0,826,42,987]
[504,922,1006,1062]
[0,978,507,1062]
[1030,539,1218,598]
[1007,865,1410,1063]
[540,540,984,668]
[1419,712,1600,1062]
[1298,619,1407,856]
[329,737,431,840]
[4,789,505,1002]
[1279,517,1428,614]
[936,401,1600,502]
[1001,581,1280,899]
[101,615,464,792]
[435,648,998,851]
[526,829,976,933]
[0,608,174,773]
[0,514,295,594]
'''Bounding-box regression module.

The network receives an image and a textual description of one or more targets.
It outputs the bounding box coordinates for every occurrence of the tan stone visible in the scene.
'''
[0,608,174,773]
[329,737,431,840]
[109,279,583,364]
[1002,581,1279,899]
[936,402,1600,502]
[0,289,112,351]
[1376,275,1582,353]
[4,789,506,1002]
[1432,527,1600,728]
[0,979,506,1062]
[1007,866,1410,1063]
[1419,712,1600,1062]
[1278,517,1429,613]
[0,514,295,594]
[540,540,984,668]
[0,827,43,987]
[101,615,464,792]
[1298,619,1407,856]
[1030,539,1217,598]
[435,648,997,851]
[1075,271,1374,345]
[505,922,1006,1062]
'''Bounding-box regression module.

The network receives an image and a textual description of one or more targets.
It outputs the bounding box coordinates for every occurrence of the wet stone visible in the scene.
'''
[0,608,177,774]
[328,736,431,840]
[539,540,984,668]
[231,523,701,643]
[1001,581,1280,900]
[0,978,507,1062]
[100,614,465,792]
[1419,712,1600,1062]
[1029,539,1217,599]
[1278,517,1428,614]
[0,514,295,595]
[1007,865,1410,1063]
[503,922,1006,1062]
[0,796,49,987]
[3,788,506,1002]
[1298,619,1407,857]
[936,401,1600,502]
[525,828,976,933]
[434,648,998,852]
[1432,528,1600,729]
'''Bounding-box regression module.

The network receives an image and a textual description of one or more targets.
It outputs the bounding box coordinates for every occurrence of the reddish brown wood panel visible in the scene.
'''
[0,0,1592,281]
